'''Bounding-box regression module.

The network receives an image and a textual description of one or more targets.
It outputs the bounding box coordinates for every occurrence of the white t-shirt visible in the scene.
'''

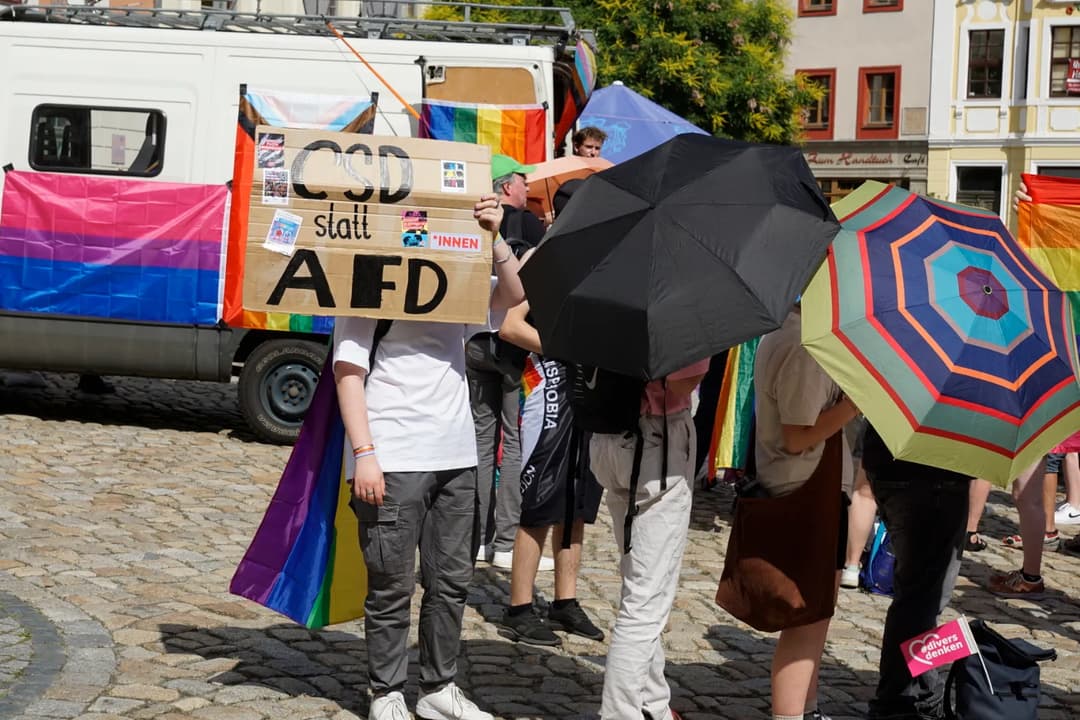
[333,317,486,473]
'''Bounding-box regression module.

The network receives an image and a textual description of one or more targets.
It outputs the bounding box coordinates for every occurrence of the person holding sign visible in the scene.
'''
[333,195,523,720]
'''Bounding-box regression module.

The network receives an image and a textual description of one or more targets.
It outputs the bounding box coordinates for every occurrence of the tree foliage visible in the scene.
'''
[424,0,820,144]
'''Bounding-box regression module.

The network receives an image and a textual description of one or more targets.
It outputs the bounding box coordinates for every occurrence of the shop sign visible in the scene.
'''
[804,151,927,170]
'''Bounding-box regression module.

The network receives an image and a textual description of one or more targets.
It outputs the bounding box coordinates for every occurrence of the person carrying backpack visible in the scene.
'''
[588,357,709,720]
[861,423,973,720]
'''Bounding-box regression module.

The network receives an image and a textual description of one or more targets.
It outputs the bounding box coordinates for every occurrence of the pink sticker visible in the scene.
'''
[902,617,978,678]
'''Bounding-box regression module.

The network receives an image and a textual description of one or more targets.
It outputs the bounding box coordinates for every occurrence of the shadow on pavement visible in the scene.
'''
[0,371,263,442]
[158,621,609,719]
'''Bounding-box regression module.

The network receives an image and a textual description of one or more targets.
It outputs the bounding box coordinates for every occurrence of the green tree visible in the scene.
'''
[425,0,820,144]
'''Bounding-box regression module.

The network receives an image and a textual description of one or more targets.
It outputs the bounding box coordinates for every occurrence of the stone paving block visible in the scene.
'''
[3,379,1080,719]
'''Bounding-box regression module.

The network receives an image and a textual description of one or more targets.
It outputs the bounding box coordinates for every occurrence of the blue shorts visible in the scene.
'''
[1046,453,1066,475]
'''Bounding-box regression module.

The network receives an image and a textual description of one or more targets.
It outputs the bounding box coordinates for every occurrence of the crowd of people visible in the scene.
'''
[328,132,1067,720]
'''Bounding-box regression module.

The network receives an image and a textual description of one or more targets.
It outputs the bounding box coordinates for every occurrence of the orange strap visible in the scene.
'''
[325,20,422,122]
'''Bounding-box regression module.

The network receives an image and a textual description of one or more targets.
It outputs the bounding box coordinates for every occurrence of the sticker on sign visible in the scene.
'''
[430,233,482,252]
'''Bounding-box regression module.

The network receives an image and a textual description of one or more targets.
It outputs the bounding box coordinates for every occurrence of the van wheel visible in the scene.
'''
[238,339,326,444]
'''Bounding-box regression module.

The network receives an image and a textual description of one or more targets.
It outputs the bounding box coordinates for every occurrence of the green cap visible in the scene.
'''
[491,154,536,180]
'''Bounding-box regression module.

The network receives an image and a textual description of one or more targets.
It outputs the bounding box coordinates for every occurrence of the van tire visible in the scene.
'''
[238,339,326,444]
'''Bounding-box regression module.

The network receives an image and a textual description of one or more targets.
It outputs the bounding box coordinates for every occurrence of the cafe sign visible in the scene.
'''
[804,151,927,170]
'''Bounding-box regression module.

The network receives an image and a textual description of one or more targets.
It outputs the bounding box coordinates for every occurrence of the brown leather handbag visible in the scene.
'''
[715,433,843,632]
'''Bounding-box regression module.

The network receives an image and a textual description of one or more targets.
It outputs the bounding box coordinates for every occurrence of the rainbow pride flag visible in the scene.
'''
[0,171,227,324]
[707,339,759,476]
[1018,172,1080,335]
[230,357,366,628]
[420,100,546,164]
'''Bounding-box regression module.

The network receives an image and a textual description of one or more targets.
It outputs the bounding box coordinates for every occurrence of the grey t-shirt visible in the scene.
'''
[754,310,853,497]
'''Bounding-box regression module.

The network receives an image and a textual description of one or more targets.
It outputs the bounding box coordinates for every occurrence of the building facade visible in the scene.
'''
[786,0,934,203]
[928,0,1080,229]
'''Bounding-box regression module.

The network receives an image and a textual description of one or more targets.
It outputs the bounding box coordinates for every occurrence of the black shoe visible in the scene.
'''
[499,608,561,646]
[547,600,605,641]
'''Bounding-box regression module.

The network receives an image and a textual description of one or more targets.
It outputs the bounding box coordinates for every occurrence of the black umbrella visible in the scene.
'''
[519,133,840,379]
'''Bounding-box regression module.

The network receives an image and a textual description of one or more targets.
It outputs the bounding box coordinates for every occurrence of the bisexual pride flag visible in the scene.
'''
[230,358,367,628]
[420,99,546,164]
[0,171,227,324]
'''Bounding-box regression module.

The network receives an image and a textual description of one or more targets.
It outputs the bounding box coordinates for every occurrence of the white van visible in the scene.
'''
[0,2,592,442]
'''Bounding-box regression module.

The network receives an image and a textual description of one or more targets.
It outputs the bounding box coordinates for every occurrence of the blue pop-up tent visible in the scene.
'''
[578,81,709,163]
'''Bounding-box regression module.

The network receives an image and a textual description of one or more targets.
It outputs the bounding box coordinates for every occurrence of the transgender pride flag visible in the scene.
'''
[0,171,227,324]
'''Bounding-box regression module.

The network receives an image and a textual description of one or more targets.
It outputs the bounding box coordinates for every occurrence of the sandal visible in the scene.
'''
[1002,534,1023,548]
[965,532,987,552]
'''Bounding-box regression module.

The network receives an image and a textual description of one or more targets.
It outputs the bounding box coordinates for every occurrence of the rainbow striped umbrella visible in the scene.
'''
[802,182,1080,485]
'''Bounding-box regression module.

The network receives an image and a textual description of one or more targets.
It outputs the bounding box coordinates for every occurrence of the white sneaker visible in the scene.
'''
[1054,502,1080,525]
[416,683,493,720]
[370,691,412,720]
[491,551,554,571]
[840,564,860,589]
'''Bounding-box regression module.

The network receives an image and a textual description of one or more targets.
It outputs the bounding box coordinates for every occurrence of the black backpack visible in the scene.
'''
[569,364,666,554]
[944,619,1056,720]
[569,364,646,435]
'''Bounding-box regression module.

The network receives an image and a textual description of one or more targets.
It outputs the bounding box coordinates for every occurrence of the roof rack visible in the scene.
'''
[0,2,578,45]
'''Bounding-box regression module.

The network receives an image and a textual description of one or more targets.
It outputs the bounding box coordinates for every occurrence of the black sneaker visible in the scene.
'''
[499,608,561,646]
[547,600,605,641]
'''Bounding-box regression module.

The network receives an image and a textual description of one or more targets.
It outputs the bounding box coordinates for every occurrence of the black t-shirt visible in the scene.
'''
[500,204,545,258]
[861,423,970,484]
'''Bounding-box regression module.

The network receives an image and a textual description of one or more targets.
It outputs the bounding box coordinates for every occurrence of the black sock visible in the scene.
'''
[552,598,576,610]
[508,603,532,617]
[1022,571,1042,583]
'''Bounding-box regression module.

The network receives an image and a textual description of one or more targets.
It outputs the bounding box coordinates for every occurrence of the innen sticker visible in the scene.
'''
[429,232,482,252]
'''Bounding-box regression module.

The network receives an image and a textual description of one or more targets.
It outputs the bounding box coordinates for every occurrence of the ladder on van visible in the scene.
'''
[0,1,583,46]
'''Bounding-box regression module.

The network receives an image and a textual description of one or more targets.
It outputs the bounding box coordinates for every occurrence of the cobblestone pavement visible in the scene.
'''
[0,372,1079,720]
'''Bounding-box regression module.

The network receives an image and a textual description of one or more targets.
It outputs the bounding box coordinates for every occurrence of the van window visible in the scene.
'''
[29,105,166,177]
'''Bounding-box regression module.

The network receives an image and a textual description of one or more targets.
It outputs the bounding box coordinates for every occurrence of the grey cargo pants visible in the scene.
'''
[351,467,478,694]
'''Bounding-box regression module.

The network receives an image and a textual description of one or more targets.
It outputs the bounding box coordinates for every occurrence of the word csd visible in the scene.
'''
[291,140,413,204]
[268,249,448,315]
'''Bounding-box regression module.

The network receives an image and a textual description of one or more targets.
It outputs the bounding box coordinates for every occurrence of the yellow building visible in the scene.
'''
[929,0,1080,230]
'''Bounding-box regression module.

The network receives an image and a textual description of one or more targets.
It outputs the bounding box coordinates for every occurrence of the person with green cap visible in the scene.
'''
[468,154,550,571]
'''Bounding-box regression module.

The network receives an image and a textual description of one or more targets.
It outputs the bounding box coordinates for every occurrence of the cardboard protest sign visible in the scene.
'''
[242,126,493,324]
